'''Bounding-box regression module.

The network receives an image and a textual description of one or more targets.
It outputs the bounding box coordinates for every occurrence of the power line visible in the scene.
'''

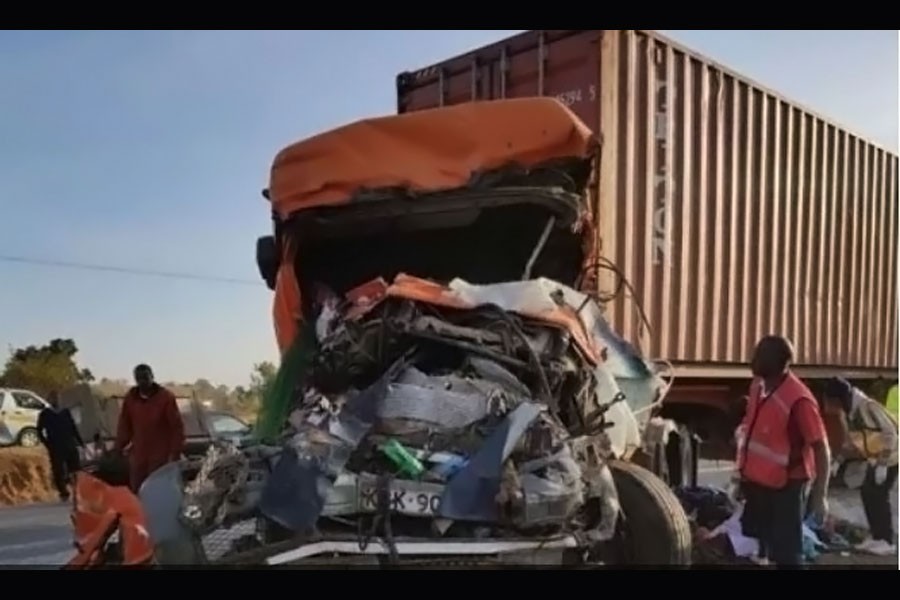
[0,254,264,287]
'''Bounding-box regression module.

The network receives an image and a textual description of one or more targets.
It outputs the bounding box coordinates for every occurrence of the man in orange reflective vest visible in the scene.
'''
[737,336,831,567]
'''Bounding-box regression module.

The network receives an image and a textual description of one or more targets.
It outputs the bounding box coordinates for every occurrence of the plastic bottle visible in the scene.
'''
[381,439,425,478]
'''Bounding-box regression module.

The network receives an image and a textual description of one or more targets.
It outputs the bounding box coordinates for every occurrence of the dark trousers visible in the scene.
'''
[861,464,898,543]
[741,479,806,567]
[48,445,81,499]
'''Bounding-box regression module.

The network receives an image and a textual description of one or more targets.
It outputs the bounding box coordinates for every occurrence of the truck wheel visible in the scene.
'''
[608,460,692,566]
[18,427,41,448]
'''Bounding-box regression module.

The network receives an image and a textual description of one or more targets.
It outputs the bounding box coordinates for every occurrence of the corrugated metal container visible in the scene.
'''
[396,29,899,377]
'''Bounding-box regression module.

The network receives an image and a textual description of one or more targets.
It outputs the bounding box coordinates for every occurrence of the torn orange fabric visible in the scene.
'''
[273,241,301,354]
[268,97,597,220]
[66,472,155,568]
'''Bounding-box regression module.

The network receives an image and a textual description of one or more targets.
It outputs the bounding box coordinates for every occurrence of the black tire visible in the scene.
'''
[17,427,41,448]
[608,459,692,566]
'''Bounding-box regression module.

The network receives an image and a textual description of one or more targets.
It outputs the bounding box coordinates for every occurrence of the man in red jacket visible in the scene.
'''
[737,336,831,567]
[114,364,185,492]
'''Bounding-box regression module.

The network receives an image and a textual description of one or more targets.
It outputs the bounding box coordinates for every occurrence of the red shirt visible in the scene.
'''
[788,396,827,480]
[740,375,827,481]
[115,386,185,476]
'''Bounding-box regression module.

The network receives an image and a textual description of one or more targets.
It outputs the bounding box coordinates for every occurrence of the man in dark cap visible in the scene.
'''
[114,364,185,492]
[736,335,831,567]
[823,376,897,556]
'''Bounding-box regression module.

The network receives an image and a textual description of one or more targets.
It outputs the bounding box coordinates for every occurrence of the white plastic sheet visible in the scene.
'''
[709,504,759,558]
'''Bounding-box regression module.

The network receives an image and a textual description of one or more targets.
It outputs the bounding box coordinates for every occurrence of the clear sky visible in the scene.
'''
[1,30,896,387]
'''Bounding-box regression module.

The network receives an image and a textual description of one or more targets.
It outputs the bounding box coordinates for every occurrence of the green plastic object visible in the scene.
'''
[254,322,318,443]
[887,384,898,421]
[381,439,424,478]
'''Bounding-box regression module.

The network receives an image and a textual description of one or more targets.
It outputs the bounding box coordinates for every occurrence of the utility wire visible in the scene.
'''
[0,254,264,287]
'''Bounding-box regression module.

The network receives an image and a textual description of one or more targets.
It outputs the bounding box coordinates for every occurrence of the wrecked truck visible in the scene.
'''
[242,97,691,566]
[68,97,691,568]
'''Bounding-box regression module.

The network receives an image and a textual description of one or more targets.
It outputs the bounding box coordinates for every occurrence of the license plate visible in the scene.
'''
[357,475,444,517]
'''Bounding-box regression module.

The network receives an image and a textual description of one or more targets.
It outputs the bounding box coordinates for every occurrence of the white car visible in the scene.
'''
[0,388,50,447]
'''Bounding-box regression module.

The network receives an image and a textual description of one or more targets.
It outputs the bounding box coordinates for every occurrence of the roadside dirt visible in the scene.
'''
[0,447,56,507]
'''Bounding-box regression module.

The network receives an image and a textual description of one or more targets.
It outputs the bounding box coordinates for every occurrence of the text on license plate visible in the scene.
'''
[358,481,443,517]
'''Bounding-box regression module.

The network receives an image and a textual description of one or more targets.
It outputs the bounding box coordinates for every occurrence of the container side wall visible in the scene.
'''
[397,29,899,372]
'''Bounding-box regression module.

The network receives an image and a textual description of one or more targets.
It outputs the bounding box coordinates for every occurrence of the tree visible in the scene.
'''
[0,338,95,397]
[192,378,216,399]
[226,361,277,417]
[250,362,277,400]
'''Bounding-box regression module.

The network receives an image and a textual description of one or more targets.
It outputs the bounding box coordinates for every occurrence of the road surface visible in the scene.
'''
[0,501,75,567]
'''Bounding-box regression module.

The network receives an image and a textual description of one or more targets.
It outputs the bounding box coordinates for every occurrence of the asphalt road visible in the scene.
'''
[0,501,75,567]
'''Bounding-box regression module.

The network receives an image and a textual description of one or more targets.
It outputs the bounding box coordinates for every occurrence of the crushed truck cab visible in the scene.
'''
[72,98,690,568]
[248,98,690,566]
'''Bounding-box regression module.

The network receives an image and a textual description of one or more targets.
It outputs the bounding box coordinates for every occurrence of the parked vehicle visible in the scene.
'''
[0,388,50,447]
[393,29,899,458]
[182,410,253,459]
[57,385,253,464]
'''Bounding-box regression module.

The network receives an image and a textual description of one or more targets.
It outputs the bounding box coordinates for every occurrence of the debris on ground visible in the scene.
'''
[675,485,755,565]
[676,482,898,566]
[0,448,56,507]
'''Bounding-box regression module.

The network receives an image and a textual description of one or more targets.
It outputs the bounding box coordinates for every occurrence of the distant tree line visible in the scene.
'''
[0,338,276,421]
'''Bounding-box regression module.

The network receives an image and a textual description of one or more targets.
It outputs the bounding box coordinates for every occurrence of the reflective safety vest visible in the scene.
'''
[886,384,898,421]
[738,373,814,489]
[846,390,899,467]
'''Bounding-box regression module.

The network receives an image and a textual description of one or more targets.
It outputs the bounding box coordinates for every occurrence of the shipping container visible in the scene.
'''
[396,29,899,382]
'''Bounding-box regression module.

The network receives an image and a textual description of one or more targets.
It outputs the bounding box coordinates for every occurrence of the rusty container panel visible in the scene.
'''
[396,30,899,375]
[396,31,602,130]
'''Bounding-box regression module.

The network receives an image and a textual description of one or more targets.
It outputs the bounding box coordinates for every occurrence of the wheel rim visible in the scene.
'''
[20,430,40,447]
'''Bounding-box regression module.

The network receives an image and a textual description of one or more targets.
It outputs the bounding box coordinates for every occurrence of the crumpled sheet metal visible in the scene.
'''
[181,442,260,534]
[342,274,663,421]
[139,462,207,565]
[592,363,642,459]
[139,462,187,544]
[583,462,620,542]
[439,402,543,522]
[517,446,585,527]
[374,365,518,432]
[378,383,492,430]
[445,278,665,417]
[467,356,533,400]
[278,359,617,530]
[259,278,644,537]
[259,365,394,532]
